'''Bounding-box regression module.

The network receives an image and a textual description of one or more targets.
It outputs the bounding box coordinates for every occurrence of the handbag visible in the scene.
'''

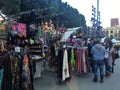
[115,52,119,59]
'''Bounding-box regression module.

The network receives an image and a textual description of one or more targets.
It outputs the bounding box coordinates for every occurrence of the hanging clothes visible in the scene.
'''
[62,49,70,81]
[81,49,87,73]
[56,48,71,82]
[75,49,82,73]
[70,48,75,68]
[75,48,88,74]
[1,51,34,90]
[56,48,63,81]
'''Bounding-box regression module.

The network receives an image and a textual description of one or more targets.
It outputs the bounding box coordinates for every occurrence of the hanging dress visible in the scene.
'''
[62,49,70,81]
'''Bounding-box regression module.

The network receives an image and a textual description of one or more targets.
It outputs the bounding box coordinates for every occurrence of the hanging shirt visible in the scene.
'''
[62,49,70,81]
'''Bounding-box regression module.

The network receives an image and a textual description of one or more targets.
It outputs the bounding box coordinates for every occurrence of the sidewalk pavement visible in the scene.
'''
[34,58,120,90]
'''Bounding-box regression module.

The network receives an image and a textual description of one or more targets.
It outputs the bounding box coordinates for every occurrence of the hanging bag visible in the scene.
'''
[115,52,119,60]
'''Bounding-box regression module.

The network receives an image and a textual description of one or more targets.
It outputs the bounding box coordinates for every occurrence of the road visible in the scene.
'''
[34,58,120,90]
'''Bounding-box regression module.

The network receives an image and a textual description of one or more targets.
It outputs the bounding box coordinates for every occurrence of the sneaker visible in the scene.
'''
[100,80,104,83]
[93,78,98,82]
[106,73,111,78]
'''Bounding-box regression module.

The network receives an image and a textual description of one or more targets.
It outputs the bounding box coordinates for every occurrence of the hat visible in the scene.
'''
[95,40,100,44]
[90,38,94,41]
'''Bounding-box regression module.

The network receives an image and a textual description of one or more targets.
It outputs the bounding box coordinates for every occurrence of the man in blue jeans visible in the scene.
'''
[91,40,105,83]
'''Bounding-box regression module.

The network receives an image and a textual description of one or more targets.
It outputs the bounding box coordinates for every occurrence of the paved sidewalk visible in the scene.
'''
[34,58,120,90]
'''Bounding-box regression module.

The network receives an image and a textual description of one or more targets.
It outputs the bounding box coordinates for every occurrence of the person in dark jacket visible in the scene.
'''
[87,39,95,73]
[91,40,105,83]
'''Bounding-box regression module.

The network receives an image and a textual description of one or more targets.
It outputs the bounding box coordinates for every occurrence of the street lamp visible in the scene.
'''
[97,0,99,26]
[91,5,96,30]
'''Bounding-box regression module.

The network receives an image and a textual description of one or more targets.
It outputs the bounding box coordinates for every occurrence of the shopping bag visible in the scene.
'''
[115,53,119,59]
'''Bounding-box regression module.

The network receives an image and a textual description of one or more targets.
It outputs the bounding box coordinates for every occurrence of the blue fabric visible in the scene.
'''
[105,61,112,74]
[0,69,3,88]
[93,60,104,80]
[91,45,105,61]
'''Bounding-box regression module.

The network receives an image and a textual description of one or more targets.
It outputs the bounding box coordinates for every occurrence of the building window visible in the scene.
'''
[110,35,113,38]
[106,31,108,34]
[110,31,113,33]
[114,33,117,37]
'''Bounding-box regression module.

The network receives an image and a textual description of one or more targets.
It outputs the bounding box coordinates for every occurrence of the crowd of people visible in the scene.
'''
[87,38,119,83]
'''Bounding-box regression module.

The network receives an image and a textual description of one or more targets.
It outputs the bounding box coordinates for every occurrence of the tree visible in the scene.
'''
[0,0,87,29]
[1,0,20,15]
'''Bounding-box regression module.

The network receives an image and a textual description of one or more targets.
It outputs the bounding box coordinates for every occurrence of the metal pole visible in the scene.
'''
[97,0,99,27]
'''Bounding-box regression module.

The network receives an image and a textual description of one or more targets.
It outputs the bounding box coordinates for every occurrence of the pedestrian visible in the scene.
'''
[91,40,105,83]
[87,38,95,73]
[104,40,115,77]
[111,44,116,73]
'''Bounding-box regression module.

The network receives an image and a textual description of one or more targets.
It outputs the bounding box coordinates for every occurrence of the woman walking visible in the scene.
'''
[104,40,115,77]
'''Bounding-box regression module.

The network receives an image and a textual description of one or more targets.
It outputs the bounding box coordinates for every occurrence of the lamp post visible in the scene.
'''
[91,5,96,30]
[97,0,99,27]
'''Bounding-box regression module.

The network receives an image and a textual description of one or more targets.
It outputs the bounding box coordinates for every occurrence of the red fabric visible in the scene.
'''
[112,51,115,60]
[82,49,87,73]
[18,23,26,37]
[75,49,87,73]
[75,49,82,73]
[12,25,17,31]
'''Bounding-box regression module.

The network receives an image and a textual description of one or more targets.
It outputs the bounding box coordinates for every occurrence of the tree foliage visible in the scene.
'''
[0,0,87,28]
[0,0,20,15]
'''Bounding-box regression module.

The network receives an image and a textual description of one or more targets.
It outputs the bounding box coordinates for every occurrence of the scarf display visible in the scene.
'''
[75,48,87,73]
[62,49,70,81]
[70,48,75,68]
[2,52,34,90]
[56,48,71,82]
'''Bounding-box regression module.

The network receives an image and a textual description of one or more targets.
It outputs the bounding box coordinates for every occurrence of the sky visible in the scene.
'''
[62,0,120,28]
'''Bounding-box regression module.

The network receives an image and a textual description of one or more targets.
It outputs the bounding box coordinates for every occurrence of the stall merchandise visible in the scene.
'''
[56,47,72,83]
[75,47,88,73]
[0,40,6,89]
[28,43,48,79]
[2,50,34,90]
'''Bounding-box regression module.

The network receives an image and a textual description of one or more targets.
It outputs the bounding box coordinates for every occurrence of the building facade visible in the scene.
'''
[111,18,119,27]
[103,26,120,40]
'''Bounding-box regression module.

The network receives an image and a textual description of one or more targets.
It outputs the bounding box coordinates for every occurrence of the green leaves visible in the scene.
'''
[1,0,20,15]
[1,0,87,29]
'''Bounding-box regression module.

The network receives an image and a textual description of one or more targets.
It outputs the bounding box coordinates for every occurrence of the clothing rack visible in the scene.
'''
[67,45,76,48]
[67,45,88,49]
[76,46,88,49]
[1,49,34,90]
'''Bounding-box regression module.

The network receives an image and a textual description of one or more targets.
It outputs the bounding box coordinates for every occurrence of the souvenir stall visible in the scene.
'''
[39,19,62,71]
[1,20,34,90]
[56,28,90,83]
[2,49,34,90]
[27,22,45,79]
[27,19,61,79]
[67,28,89,73]
[27,19,58,78]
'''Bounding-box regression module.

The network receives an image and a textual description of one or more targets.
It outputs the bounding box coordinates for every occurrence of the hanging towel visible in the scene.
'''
[62,49,70,81]
[70,48,75,68]
[82,49,87,73]
[75,49,81,73]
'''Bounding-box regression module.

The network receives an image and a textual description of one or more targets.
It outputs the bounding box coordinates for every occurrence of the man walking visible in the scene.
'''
[91,40,105,83]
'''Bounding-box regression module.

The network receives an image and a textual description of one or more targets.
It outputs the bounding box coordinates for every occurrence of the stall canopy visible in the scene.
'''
[60,27,81,42]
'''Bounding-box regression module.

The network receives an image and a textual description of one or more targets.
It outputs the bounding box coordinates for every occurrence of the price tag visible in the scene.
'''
[15,47,21,52]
